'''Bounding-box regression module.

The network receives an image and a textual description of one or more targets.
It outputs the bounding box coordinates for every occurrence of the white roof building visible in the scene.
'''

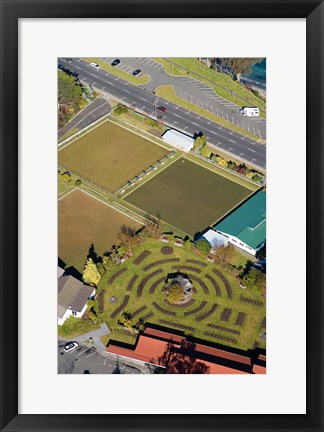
[162,129,194,153]
[201,229,228,251]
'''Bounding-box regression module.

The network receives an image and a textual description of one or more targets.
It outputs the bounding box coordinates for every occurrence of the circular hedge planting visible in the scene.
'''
[161,246,174,255]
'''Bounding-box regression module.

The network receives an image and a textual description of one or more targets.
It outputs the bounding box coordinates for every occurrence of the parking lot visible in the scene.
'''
[58,341,163,374]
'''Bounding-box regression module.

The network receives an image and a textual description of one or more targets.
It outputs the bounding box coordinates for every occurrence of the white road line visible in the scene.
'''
[210,130,217,134]
[139,97,146,101]
[229,139,236,144]
[78,349,89,356]
[191,122,199,126]
[173,113,181,118]
[248,148,256,153]
[124,89,130,93]
[85,351,96,359]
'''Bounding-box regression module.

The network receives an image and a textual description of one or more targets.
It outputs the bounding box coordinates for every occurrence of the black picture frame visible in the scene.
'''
[1,1,323,431]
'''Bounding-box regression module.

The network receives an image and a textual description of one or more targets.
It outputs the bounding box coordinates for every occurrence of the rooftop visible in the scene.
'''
[58,275,94,312]
[162,129,194,152]
[215,190,266,250]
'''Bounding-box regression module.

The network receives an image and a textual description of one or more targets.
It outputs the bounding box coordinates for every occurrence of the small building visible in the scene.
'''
[58,275,95,326]
[162,129,194,153]
[214,190,266,256]
[198,229,228,252]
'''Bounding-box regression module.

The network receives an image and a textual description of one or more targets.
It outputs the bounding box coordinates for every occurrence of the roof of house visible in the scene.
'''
[200,229,228,250]
[215,190,266,250]
[162,129,194,151]
[58,275,94,313]
[58,266,65,278]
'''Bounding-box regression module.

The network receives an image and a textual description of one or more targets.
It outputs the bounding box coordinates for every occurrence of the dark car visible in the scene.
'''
[58,64,65,70]
[132,69,141,76]
[111,59,120,66]
[157,106,167,113]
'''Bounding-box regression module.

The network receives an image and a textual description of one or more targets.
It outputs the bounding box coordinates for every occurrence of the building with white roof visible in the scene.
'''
[162,129,194,153]
[199,229,228,252]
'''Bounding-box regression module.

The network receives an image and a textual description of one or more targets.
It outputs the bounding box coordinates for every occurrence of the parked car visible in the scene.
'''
[132,69,141,76]
[89,62,100,70]
[157,106,167,113]
[64,341,79,353]
[111,59,120,66]
[58,64,65,70]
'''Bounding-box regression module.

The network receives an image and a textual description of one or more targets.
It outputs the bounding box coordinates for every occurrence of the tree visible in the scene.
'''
[144,214,163,239]
[220,58,263,82]
[184,239,192,250]
[214,244,234,266]
[117,225,140,252]
[201,144,212,159]
[58,70,83,108]
[256,241,266,260]
[193,134,207,152]
[195,239,211,256]
[167,282,185,303]
[83,257,101,286]
[242,267,266,296]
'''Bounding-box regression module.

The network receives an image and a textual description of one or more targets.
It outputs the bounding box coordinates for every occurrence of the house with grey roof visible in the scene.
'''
[58,275,95,326]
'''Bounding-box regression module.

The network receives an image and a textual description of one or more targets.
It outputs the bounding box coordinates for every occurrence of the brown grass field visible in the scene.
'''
[58,189,142,272]
[58,120,168,193]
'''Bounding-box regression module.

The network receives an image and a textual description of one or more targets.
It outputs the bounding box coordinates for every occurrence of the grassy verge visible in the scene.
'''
[184,153,259,191]
[59,127,79,143]
[58,316,100,339]
[153,58,188,76]
[101,331,137,348]
[82,58,151,86]
[157,58,266,116]
[155,85,264,142]
[112,110,166,137]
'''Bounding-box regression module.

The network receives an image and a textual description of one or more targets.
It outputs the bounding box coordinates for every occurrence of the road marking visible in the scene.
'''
[124,89,130,93]
[248,148,256,153]
[229,139,236,143]
[173,121,177,124]
[173,113,181,118]
[191,122,199,126]
[105,73,110,76]
[139,97,146,101]
[78,349,90,356]
[85,351,96,359]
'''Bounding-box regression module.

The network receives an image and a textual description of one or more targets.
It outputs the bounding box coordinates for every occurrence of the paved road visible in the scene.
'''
[59,58,266,169]
[58,97,111,141]
[99,56,266,140]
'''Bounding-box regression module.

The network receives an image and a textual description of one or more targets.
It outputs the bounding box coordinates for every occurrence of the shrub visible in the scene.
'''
[114,105,128,115]
[195,239,211,256]
[75,179,82,186]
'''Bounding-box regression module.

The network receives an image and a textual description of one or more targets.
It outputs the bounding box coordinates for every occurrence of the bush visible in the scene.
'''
[75,179,81,186]
[195,239,211,256]
[114,105,128,115]
[161,246,173,255]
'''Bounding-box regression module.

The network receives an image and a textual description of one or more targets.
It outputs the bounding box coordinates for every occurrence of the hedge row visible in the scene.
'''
[127,274,139,292]
[107,267,128,285]
[110,295,130,319]
[158,319,196,333]
[204,331,237,345]
[184,300,207,316]
[137,269,163,297]
[133,250,151,265]
[207,323,240,335]
[212,268,233,299]
[205,274,222,296]
[195,303,218,322]
[143,258,180,271]
[152,301,177,316]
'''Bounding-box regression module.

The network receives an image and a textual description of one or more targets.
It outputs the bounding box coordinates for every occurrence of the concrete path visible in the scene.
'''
[74,323,110,354]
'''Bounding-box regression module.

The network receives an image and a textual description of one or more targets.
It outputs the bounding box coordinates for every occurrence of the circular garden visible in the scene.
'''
[96,240,266,351]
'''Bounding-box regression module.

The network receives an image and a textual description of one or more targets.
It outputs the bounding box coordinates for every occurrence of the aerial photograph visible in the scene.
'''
[58,57,266,374]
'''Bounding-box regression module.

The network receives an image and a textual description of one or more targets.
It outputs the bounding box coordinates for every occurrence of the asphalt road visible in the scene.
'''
[59,58,266,169]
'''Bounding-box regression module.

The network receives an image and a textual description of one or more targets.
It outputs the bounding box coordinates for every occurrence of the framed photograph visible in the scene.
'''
[1,0,323,431]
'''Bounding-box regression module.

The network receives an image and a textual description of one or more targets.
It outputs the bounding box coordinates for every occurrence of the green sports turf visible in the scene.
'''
[124,157,252,236]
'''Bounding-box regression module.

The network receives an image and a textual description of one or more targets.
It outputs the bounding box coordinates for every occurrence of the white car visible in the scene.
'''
[89,62,100,70]
[64,341,79,353]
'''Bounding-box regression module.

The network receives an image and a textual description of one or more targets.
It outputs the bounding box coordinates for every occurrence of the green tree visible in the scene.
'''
[195,239,211,256]
[242,267,266,296]
[193,135,207,152]
[58,70,83,108]
[167,282,184,303]
[221,58,263,82]
[83,257,101,286]
[201,144,212,159]
[184,239,191,250]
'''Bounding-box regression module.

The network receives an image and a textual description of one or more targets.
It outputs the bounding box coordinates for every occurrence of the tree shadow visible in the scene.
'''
[87,243,101,264]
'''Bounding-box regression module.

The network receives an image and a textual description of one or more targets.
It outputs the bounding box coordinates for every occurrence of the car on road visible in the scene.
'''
[111,59,120,66]
[64,58,73,63]
[89,62,100,70]
[240,106,259,117]
[58,64,65,70]
[132,69,141,76]
[64,341,79,353]
[157,106,167,113]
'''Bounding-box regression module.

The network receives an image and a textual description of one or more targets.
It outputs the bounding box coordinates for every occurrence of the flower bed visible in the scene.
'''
[240,295,264,307]
[184,273,209,295]
[149,276,167,294]
[110,295,130,319]
[235,312,247,327]
[195,303,218,322]
[171,265,202,274]
[137,269,163,297]
[143,258,180,271]
[184,300,208,316]
[205,274,222,296]
[131,305,148,318]
[212,268,233,299]
[126,274,139,292]
[164,298,196,308]
[107,267,128,285]
[207,323,241,335]
[220,307,232,322]
[152,301,177,316]
[160,246,174,255]
[98,289,106,314]
[186,259,207,268]
[204,331,237,345]
[158,319,196,333]
[133,250,151,265]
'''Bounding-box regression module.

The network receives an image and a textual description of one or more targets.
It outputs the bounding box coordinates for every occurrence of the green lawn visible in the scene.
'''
[124,157,253,237]
[59,189,142,272]
[97,239,266,351]
[58,119,168,193]
[156,58,266,115]
[58,316,100,338]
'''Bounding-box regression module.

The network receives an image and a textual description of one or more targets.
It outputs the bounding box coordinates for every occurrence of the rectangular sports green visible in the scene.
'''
[58,120,168,193]
[124,157,253,236]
